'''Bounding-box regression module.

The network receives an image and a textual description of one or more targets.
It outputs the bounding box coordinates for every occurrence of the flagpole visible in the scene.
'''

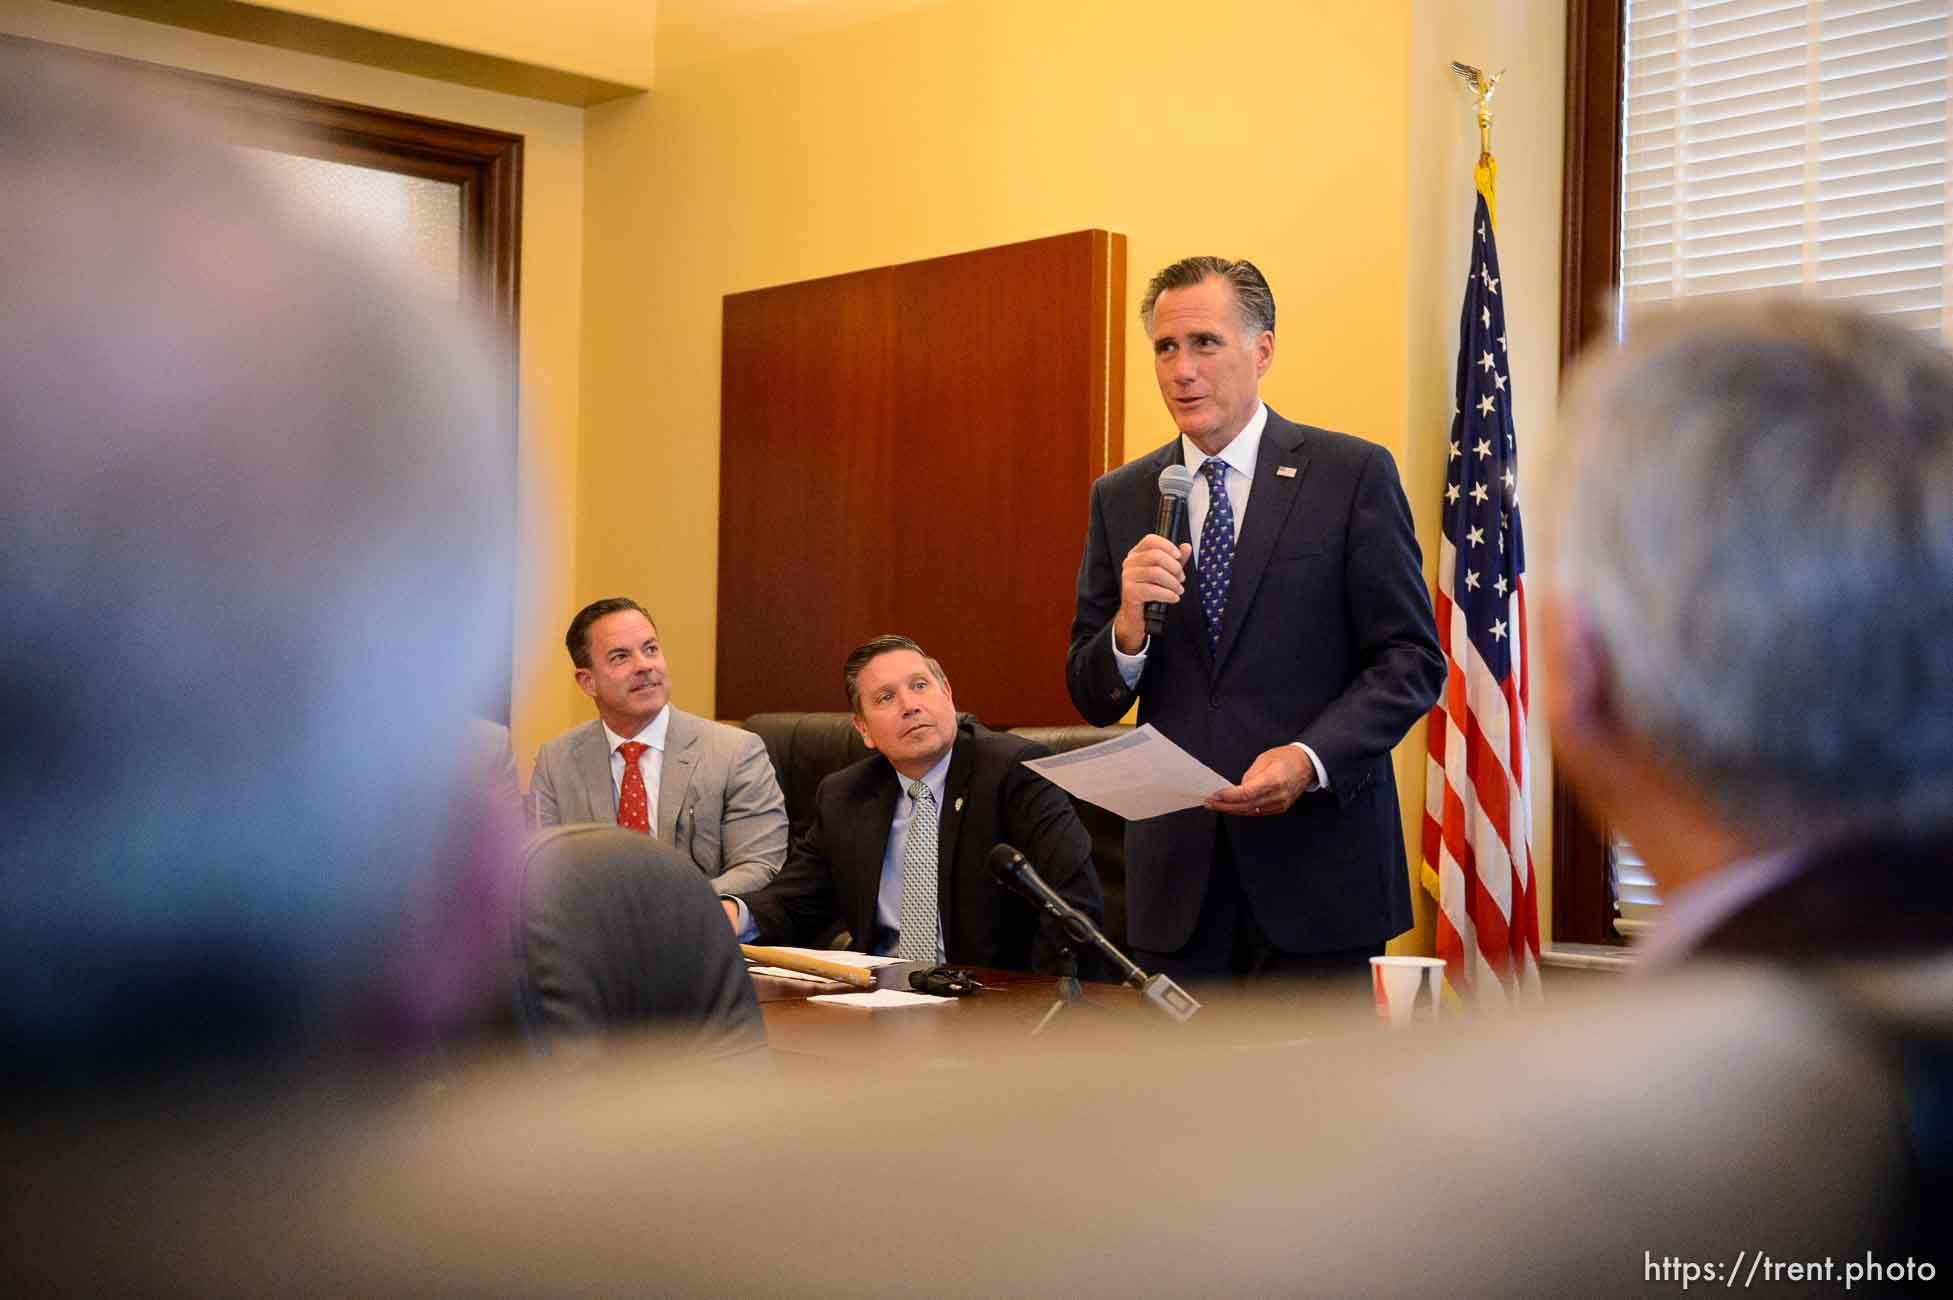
[1450,62,1504,228]
[1423,59,1542,1006]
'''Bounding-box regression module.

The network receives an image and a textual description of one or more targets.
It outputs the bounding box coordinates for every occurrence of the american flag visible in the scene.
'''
[1420,162,1542,1003]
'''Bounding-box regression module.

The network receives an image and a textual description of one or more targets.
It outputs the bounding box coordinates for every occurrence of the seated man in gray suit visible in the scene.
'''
[531,598,787,896]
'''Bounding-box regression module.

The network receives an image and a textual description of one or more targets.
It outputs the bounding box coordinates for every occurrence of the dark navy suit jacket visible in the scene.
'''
[737,719,1104,975]
[1067,408,1443,954]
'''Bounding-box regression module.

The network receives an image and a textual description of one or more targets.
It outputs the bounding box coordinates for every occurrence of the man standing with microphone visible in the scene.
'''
[1067,257,1443,989]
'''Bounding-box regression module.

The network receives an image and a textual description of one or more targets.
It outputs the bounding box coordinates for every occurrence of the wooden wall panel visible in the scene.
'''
[719,230,1125,724]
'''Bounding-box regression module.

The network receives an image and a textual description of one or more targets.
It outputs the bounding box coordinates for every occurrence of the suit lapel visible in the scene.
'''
[572,723,617,824]
[935,732,975,938]
[856,765,901,943]
[1215,414,1309,672]
[656,708,699,842]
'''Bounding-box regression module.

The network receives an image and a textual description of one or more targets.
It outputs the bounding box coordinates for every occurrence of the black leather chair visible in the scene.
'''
[741,712,871,850]
[740,713,1133,950]
[1005,725,1131,952]
[512,825,768,1062]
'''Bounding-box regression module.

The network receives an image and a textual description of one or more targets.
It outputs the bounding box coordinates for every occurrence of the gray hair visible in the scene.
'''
[1139,256,1275,338]
[1542,297,1953,841]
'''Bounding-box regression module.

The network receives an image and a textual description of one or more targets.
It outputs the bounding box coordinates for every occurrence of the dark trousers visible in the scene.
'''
[1132,825,1381,996]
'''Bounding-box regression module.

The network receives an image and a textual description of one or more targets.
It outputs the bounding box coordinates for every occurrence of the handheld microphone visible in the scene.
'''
[1143,464,1195,638]
[987,843,1201,1022]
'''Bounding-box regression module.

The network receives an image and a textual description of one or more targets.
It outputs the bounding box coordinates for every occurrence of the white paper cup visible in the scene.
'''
[1370,955,1447,1026]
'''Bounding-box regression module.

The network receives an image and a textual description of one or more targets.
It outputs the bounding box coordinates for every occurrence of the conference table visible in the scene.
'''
[751,966,1148,1068]
[749,964,1371,1070]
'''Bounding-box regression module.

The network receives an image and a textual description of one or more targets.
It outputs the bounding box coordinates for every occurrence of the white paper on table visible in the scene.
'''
[1020,724,1230,819]
[806,989,952,1010]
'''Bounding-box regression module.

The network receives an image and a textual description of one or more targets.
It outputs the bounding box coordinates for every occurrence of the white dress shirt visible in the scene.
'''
[1113,403,1328,790]
[603,707,670,830]
[873,747,952,962]
[728,747,953,958]
[1182,400,1268,555]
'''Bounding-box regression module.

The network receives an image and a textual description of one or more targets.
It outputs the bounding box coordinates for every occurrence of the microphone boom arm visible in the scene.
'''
[988,843,1199,1021]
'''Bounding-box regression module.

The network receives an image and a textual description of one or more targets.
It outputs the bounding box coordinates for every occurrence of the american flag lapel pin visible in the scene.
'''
[1276,465,1298,478]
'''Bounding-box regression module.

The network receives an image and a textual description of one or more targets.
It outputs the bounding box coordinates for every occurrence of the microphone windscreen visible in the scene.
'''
[1158,464,1195,500]
[987,843,1027,883]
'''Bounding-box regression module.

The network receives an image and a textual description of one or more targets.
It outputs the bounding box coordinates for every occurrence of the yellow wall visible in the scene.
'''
[580,0,1566,953]
[12,0,1570,951]
[245,0,657,87]
[1,0,590,775]
[654,0,941,79]
[53,0,654,98]
[580,0,1416,720]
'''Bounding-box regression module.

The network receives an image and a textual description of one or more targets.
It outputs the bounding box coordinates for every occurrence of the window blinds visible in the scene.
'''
[1622,0,1951,337]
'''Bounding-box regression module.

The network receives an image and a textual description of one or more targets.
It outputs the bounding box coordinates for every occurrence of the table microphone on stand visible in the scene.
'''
[987,843,1201,1023]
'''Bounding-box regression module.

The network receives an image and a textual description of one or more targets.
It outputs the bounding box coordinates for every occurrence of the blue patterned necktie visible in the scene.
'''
[895,781,940,961]
[1198,457,1236,650]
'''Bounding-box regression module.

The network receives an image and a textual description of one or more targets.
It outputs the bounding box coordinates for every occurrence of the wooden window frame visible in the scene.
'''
[1554,0,1628,944]
[5,33,523,719]
[5,33,522,342]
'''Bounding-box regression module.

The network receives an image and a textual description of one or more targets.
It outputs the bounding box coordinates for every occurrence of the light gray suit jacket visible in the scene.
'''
[529,707,787,896]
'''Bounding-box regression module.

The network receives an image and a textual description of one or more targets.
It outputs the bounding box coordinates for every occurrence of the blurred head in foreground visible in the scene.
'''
[1540,298,1953,898]
[0,45,517,1088]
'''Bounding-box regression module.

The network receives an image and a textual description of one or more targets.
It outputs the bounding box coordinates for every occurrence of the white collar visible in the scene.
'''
[897,744,954,804]
[1633,845,1808,973]
[603,706,671,755]
[1180,401,1269,482]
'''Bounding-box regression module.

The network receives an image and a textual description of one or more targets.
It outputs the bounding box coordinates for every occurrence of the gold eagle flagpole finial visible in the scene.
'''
[1449,61,1503,160]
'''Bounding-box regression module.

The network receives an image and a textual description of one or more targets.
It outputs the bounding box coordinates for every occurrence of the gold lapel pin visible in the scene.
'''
[954,796,965,813]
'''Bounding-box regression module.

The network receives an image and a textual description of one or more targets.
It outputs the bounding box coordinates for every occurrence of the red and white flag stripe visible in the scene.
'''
[1422,533,1540,1003]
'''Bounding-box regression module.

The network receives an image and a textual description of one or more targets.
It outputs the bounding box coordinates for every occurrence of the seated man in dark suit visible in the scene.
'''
[722,635,1104,974]
[514,826,766,1060]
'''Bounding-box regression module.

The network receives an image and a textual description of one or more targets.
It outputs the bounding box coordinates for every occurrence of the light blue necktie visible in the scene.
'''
[895,782,940,961]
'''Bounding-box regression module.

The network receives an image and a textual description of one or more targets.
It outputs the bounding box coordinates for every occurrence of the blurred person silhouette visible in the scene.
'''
[1539,298,1953,969]
[1530,297,1953,1267]
[0,41,521,1092]
[512,826,766,1060]
[467,717,525,830]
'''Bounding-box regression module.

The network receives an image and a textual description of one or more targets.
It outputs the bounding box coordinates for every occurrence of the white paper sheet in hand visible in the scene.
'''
[1019,724,1230,819]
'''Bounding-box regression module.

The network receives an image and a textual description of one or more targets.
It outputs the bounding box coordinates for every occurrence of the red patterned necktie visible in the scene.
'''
[616,740,650,833]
